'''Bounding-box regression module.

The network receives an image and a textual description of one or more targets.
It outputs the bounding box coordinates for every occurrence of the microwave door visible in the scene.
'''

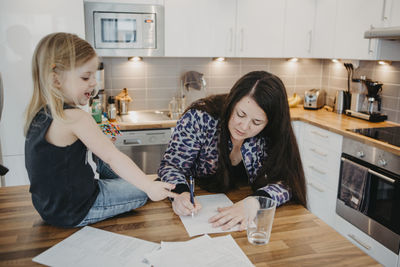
[94,12,143,49]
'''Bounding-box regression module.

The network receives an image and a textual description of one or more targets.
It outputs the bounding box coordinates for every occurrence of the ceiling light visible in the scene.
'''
[287,58,298,62]
[212,57,226,62]
[378,60,391,65]
[128,56,143,62]
[331,59,340,63]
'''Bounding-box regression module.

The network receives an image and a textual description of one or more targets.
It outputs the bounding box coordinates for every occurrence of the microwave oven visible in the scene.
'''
[84,2,164,57]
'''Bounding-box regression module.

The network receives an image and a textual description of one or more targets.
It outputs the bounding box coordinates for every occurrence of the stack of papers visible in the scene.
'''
[33,226,159,267]
[144,234,254,267]
[33,194,252,267]
[180,194,240,237]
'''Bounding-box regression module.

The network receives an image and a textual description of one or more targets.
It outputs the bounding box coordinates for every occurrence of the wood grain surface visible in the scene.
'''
[0,185,380,266]
[290,107,400,156]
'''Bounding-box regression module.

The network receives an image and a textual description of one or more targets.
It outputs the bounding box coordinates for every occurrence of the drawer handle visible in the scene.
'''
[307,181,325,192]
[123,139,142,145]
[348,234,371,250]
[311,130,328,138]
[310,148,327,157]
[309,165,326,175]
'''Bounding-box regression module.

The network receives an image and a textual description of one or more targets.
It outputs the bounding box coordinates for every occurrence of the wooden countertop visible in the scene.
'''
[117,119,177,131]
[0,185,380,266]
[116,106,400,155]
[290,107,400,155]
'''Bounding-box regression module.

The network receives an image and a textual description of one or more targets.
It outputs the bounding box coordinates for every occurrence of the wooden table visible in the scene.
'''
[0,185,380,266]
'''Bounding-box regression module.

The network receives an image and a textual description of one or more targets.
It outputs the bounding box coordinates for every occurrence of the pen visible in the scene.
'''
[189,176,195,217]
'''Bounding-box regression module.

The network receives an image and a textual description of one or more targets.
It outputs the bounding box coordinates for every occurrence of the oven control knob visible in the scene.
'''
[356,151,365,158]
[378,159,387,167]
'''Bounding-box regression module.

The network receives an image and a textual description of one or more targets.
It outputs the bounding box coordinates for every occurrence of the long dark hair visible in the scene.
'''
[188,71,307,207]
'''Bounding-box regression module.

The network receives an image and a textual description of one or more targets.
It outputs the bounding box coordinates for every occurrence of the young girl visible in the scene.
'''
[24,32,176,228]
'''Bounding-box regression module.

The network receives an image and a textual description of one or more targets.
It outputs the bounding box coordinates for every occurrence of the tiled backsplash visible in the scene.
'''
[103,57,400,123]
[322,60,400,123]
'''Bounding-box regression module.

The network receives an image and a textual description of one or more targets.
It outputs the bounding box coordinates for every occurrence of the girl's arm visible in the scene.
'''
[66,109,176,201]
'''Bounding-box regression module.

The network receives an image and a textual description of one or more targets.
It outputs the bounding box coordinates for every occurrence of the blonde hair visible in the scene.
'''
[24,32,97,136]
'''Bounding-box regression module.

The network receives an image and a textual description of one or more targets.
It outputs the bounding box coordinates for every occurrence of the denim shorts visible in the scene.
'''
[75,159,148,227]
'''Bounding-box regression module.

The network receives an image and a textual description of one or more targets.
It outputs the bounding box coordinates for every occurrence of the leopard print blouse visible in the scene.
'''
[158,109,291,206]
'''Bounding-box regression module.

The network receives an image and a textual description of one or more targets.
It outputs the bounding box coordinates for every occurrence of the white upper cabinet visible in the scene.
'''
[334,0,387,60]
[385,0,400,26]
[164,0,235,57]
[284,0,316,58]
[312,0,337,59]
[165,0,285,58]
[236,0,285,58]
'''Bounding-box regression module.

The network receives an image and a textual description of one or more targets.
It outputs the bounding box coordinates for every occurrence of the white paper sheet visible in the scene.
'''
[179,194,240,237]
[33,226,159,267]
[145,235,253,267]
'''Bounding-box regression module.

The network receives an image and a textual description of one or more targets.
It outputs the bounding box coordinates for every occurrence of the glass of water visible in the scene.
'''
[246,196,277,245]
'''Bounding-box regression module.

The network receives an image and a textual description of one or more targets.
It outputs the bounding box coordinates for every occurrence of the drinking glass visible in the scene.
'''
[246,196,277,245]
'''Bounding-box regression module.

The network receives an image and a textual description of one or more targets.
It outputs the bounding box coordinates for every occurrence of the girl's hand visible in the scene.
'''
[172,192,202,216]
[208,197,259,231]
[146,181,178,201]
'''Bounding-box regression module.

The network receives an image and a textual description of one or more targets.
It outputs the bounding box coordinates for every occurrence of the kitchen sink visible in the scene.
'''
[118,110,172,124]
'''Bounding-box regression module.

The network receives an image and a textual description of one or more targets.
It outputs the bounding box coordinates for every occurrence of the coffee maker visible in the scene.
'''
[345,79,387,122]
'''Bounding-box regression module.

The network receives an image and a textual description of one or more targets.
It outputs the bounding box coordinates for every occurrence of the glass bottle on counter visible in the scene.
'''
[91,96,102,123]
[107,96,117,122]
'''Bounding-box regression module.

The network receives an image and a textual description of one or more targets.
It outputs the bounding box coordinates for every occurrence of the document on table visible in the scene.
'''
[179,193,240,237]
[145,234,254,267]
[32,226,159,267]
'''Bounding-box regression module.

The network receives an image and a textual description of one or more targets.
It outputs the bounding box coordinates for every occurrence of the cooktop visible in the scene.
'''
[347,126,400,147]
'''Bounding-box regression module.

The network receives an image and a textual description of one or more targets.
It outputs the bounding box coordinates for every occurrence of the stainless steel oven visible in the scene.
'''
[336,137,400,254]
[114,129,171,174]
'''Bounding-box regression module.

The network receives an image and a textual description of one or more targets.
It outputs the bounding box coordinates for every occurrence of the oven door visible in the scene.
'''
[337,154,400,253]
[367,168,400,235]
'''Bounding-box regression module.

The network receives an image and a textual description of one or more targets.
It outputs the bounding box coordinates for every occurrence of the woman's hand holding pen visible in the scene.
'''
[146,181,178,201]
[172,192,202,216]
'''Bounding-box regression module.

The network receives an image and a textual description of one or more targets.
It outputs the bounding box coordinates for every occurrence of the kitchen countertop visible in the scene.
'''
[117,106,400,155]
[289,107,400,156]
[0,183,380,266]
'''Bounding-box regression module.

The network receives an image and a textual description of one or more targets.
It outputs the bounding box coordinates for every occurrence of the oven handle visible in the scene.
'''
[341,157,395,184]
[368,169,395,184]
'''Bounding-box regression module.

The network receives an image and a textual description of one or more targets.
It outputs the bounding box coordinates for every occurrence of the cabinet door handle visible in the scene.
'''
[311,130,328,138]
[348,234,372,250]
[307,181,325,192]
[229,27,233,52]
[381,0,388,21]
[123,139,142,145]
[307,30,312,53]
[309,165,326,175]
[240,28,244,52]
[310,148,327,157]
[367,25,374,54]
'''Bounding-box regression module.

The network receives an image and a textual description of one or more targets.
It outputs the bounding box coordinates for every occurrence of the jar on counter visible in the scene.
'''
[107,96,117,122]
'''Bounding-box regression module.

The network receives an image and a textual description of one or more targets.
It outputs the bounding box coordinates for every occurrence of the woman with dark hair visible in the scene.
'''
[158,71,307,230]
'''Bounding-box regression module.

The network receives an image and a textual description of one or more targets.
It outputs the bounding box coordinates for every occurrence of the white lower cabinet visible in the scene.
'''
[294,120,398,266]
[335,214,398,267]
[306,177,336,227]
[296,121,342,227]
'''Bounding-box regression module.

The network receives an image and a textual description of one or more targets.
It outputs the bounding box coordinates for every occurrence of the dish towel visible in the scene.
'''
[339,159,369,211]
[182,71,204,90]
